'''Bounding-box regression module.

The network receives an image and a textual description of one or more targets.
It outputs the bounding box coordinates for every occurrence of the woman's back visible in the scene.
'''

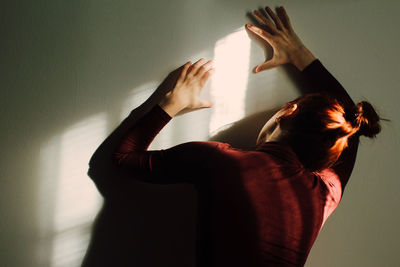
[193,141,341,266]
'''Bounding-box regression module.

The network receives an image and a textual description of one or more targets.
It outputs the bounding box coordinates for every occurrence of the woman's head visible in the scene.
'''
[257,93,382,172]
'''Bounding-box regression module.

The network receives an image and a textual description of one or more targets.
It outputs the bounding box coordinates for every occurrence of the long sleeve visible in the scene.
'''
[87,102,156,198]
[111,104,219,185]
[301,59,355,108]
[301,59,360,191]
[113,104,172,169]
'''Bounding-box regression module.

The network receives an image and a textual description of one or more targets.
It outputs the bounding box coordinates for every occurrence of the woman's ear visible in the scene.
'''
[288,104,298,114]
[276,104,297,123]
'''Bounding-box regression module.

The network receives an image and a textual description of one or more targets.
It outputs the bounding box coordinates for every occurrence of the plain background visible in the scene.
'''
[1,0,399,266]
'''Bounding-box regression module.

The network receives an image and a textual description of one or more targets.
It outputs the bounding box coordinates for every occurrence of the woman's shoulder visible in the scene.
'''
[314,168,343,202]
[167,141,234,154]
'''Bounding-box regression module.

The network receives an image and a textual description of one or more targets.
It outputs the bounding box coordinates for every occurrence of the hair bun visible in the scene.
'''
[356,101,381,138]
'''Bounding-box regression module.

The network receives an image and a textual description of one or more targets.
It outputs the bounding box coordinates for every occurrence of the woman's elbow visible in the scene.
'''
[112,152,127,166]
[87,152,124,179]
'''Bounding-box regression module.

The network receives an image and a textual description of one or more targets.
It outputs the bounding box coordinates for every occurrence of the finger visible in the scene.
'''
[246,24,274,43]
[265,6,284,31]
[277,6,294,32]
[178,61,192,83]
[196,60,214,77]
[255,60,279,73]
[187,58,206,77]
[199,68,214,87]
[253,10,278,34]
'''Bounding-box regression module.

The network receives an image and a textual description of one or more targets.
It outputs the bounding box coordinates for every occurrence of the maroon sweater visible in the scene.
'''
[94,59,359,266]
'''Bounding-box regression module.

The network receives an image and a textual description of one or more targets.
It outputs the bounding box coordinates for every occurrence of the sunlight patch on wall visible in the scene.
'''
[54,115,105,231]
[208,27,251,135]
[39,113,106,267]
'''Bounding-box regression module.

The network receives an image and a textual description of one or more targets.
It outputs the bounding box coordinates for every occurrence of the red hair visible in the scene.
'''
[279,94,381,172]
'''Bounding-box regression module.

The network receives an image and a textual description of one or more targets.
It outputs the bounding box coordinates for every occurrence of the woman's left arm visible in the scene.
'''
[111,59,215,180]
[88,59,215,196]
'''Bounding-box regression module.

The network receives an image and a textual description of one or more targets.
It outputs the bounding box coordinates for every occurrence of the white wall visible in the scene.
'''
[1,0,399,266]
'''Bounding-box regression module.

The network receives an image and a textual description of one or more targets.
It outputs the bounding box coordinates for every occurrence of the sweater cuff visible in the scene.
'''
[301,58,322,74]
[153,104,173,123]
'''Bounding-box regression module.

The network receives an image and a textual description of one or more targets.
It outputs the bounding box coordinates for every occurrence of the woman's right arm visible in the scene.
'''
[299,58,359,190]
[247,5,359,191]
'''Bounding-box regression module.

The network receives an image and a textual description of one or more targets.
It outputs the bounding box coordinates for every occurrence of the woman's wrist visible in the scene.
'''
[290,46,316,71]
[159,99,184,117]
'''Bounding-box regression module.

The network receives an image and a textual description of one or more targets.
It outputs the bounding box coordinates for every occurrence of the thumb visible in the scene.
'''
[199,99,213,109]
[255,60,279,73]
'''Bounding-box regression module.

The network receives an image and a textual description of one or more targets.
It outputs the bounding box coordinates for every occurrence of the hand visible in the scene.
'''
[159,58,214,117]
[246,6,316,72]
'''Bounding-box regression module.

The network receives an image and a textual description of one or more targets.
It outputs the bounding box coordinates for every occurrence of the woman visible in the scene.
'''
[88,6,382,267]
